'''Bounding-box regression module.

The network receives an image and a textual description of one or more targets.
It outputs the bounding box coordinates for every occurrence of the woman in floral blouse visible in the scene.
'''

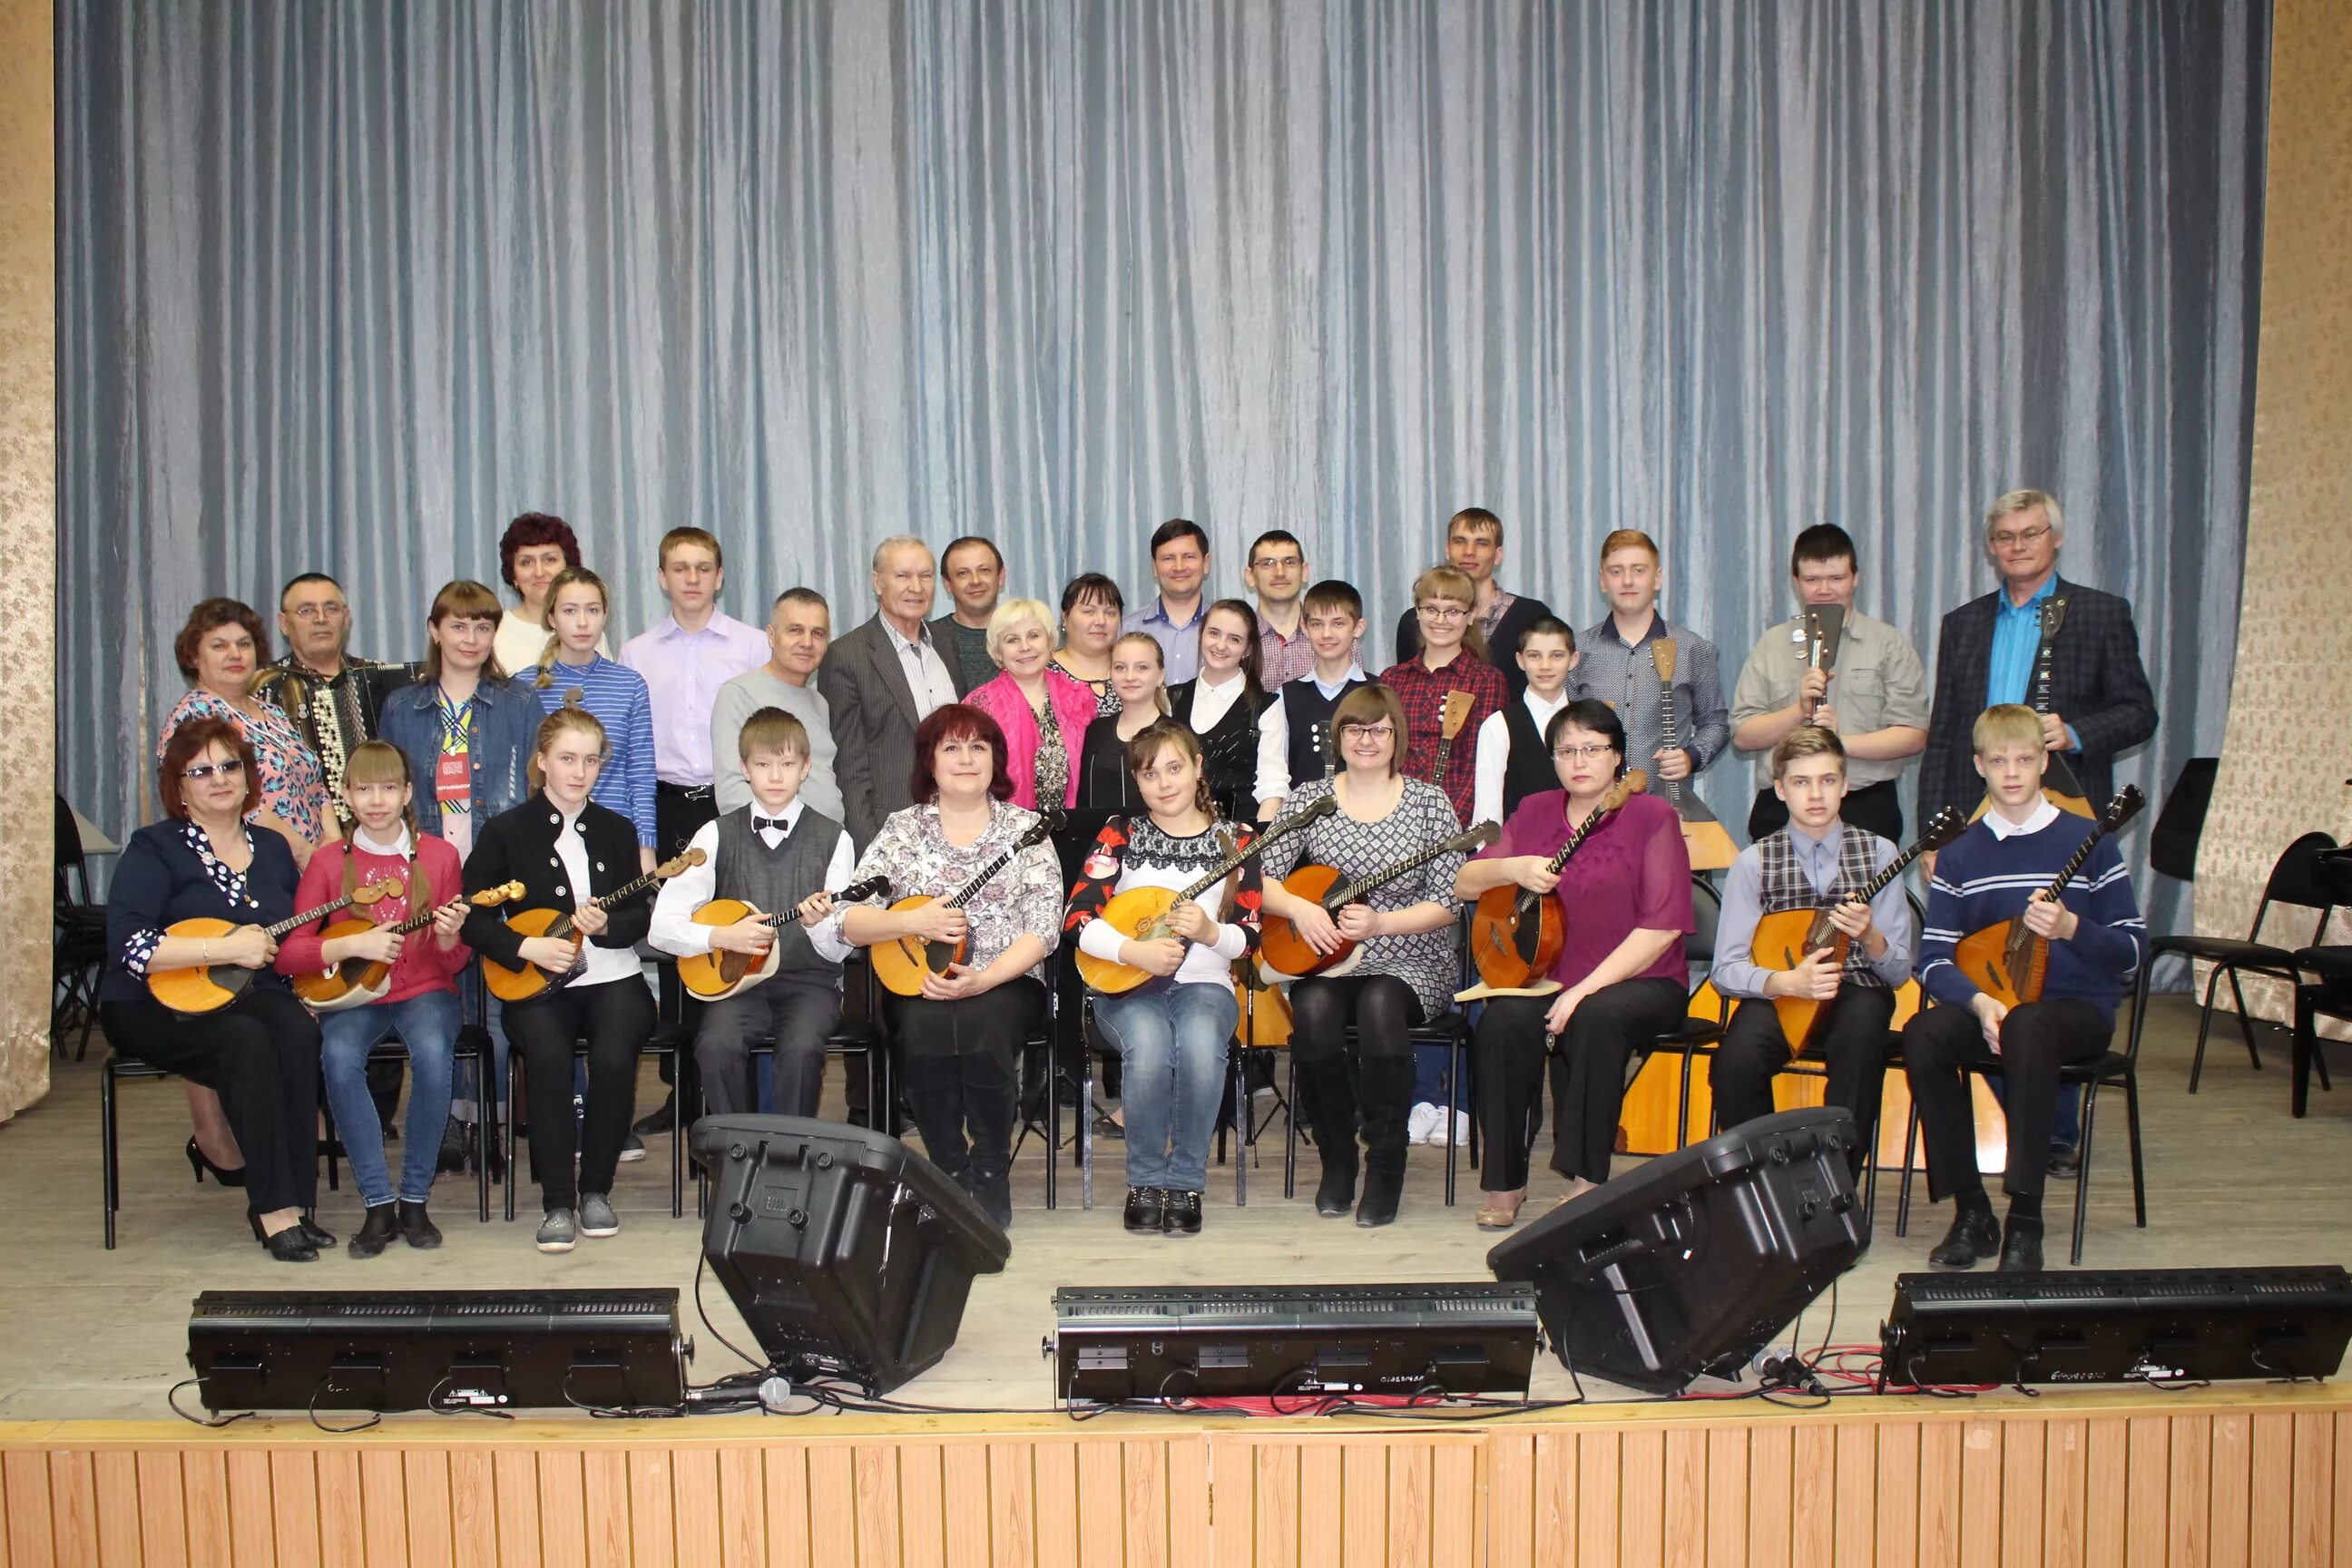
[833,703,1064,1228]
[156,598,335,865]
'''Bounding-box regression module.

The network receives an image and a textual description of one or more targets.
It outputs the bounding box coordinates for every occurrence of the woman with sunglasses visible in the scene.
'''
[1452,700,1693,1229]
[101,718,328,1260]
[1258,684,1468,1229]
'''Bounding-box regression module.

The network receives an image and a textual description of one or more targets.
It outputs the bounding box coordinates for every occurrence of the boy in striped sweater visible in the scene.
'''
[1904,705,2144,1272]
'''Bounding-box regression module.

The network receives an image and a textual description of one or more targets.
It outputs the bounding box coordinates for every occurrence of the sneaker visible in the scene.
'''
[578,1193,620,1238]
[534,1209,578,1254]
[617,1132,648,1163]
[1439,1111,1471,1148]
[1162,1190,1203,1236]
[1406,1103,1440,1144]
[1122,1186,1166,1234]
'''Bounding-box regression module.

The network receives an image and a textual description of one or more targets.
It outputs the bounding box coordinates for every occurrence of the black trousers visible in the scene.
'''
[1749,779,1904,847]
[1474,978,1688,1190]
[653,782,720,1083]
[504,976,657,1210]
[887,978,1045,1185]
[102,988,321,1215]
[1289,975,1426,1176]
[694,975,841,1118]
[1903,998,2109,1201]
[1711,986,1895,1151]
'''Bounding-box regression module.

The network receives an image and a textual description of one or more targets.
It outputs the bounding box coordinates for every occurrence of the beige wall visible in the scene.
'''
[0,0,53,1122]
[2199,0,2352,1027]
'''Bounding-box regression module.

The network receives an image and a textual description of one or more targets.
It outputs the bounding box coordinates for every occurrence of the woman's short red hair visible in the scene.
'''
[157,716,264,821]
[498,513,584,593]
[909,703,1015,805]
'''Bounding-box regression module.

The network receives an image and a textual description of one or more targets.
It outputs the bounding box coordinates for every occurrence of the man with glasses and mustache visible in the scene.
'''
[252,573,420,833]
[1915,490,2156,1181]
[1916,490,2157,862]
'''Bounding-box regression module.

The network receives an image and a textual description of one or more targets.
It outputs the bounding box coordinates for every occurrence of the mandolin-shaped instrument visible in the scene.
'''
[1073,798,1336,996]
[295,881,523,1012]
[148,876,406,1017]
[1648,642,1737,871]
[870,811,1064,997]
[1259,819,1501,981]
[1426,690,1475,801]
[1951,786,2144,1008]
[1750,808,1965,1046]
[483,849,706,1004]
[678,876,891,1002]
[1467,771,1647,990]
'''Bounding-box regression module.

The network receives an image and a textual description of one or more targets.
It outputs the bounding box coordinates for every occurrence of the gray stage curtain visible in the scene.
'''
[62,1,2264,949]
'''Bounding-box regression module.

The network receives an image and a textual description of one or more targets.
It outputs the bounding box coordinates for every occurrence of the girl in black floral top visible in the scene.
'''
[835,704,1063,1227]
[1260,685,1468,1229]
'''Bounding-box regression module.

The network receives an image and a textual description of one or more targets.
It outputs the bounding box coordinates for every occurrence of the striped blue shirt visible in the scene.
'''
[533,653,660,848]
[1917,800,2143,1025]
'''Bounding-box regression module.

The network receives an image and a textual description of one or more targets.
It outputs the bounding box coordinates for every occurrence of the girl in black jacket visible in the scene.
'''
[463,701,660,1253]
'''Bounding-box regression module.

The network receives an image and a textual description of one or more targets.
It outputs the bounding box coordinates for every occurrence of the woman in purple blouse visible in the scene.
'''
[1453,699,1694,1228]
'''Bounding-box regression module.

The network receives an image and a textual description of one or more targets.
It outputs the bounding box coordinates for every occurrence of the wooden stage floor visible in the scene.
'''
[1,996,2349,1563]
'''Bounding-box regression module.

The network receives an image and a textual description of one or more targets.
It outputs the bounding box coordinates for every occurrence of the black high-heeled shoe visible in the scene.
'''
[186,1138,246,1188]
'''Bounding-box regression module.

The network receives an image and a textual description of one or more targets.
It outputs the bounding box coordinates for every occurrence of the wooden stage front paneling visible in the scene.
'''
[3,1386,2346,1567]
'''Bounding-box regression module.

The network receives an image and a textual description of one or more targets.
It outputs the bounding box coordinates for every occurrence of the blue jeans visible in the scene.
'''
[319,990,463,1207]
[1093,982,1236,1193]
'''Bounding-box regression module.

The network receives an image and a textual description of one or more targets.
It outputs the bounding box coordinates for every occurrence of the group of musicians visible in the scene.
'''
[102,492,2156,1272]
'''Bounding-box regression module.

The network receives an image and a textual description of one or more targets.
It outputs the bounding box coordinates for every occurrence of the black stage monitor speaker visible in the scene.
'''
[1047,1283,1541,1404]
[1880,1266,2352,1387]
[1486,1108,1868,1394]
[693,1114,1011,1395]
[187,1289,689,1413]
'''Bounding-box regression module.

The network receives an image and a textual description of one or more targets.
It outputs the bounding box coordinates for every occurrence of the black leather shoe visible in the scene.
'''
[1162,1190,1202,1236]
[1998,1220,2045,1273]
[1355,1169,1403,1229]
[632,1093,676,1137]
[1314,1151,1358,1218]
[2046,1143,2082,1178]
[186,1137,246,1188]
[259,1223,318,1262]
[348,1204,399,1259]
[1927,1209,2001,1269]
[298,1214,339,1250]
[397,1200,443,1250]
[1122,1186,1165,1233]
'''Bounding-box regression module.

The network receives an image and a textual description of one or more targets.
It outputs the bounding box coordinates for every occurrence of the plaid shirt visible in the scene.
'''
[1377,653,1505,825]
[1572,612,1730,782]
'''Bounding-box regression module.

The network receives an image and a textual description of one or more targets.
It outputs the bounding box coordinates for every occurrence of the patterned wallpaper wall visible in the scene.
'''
[0,0,54,1122]
[2200,0,2352,1034]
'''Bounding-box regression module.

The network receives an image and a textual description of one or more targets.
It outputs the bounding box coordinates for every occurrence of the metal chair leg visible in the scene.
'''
[101,1060,119,1250]
[1895,1104,1919,1238]
[2124,1070,2148,1229]
[1230,1043,1249,1208]
[1079,1046,1094,1212]
[505,1054,522,1222]
[1283,1051,1299,1200]
[2225,968,2263,1072]
[2071,1080,2098,1267]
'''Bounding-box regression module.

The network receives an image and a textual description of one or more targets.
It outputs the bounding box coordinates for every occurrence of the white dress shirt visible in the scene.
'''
[649,801,858,962]
[1186,670,1291,811]
[881,616,959,721]
[1473,687,1572,828]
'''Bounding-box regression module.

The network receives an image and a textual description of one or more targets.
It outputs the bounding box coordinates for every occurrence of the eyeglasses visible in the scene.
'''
[1251,554,1304,571]
[287,603,348,622]
[1416,604,1468,622]
[181,759,248,781]
[1988,524,2053,550]
[1552,744,1615,761]
[1341,724,1396,741]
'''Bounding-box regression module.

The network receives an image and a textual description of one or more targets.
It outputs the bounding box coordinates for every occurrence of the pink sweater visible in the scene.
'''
[276,833,471,1005]
[964,670,1098,810]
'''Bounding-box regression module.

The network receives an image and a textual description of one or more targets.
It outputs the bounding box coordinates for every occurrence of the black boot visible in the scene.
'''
[1355,1055,1414,1227]
[397,1199,443,1250]
[348,1203,400,1259]
[436,1117,470,1174]
[1297,1054,1360,1218]
[901,1054,972,1190]
[962,1053,1018,1230]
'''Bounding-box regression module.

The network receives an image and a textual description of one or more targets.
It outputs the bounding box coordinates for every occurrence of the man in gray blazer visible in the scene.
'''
[819,536,963,847]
